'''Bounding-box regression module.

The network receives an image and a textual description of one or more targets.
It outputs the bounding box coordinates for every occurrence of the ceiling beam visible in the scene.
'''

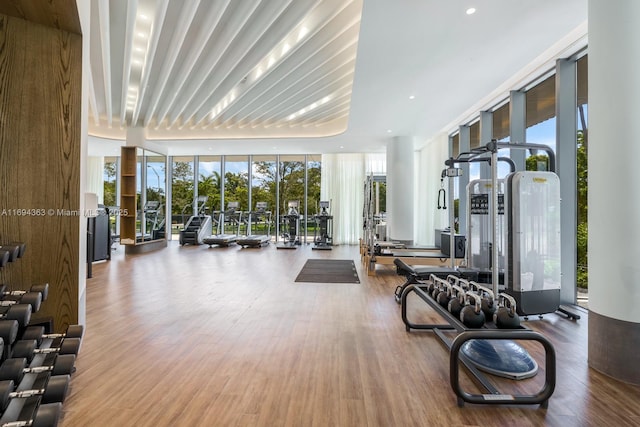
[97,0,112,127]
[87,65,100,126]
[131,0,170,126]
[118,0,138,127]
[153,0,233,128]
[167,0,269,128]
[143,0,202,128]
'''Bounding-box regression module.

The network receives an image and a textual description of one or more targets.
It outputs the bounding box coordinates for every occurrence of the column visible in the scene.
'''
[458,126,470,235]
[387,136,415,245]
[479,111,493,179]
[556,58,578,305]
[588,0,640,385]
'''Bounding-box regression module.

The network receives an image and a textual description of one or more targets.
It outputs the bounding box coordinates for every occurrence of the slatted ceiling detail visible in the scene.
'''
[143,0,229,128]
[88,0,363,139]
[142,0,201,128]
[165,0,269,128]
[130,0,170,127]
[231,40,357,129]
[226,50,357,127]
[180,0,305,127]
[235,22,360,129]
[87,67,100,126]
[190,0,351,128]
[154,0,259,129]
[492,102,510,141]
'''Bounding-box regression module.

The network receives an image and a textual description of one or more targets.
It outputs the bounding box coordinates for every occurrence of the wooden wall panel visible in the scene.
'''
[0,13,82,332]
[0,0,80,34]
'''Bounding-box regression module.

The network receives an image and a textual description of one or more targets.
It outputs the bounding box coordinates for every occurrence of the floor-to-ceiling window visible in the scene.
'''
[251,156,277,238]
[103,156,118,207]
[171,156,195,235]
[103,156,119,235]
[224,156,249,212]
[278,155,306,241]
[469,121,481,181]
[576,55,588,305]
[305,155,322,243]
[198,156,222,214]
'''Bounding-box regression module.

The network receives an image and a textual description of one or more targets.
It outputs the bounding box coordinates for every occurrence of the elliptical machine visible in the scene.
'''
[312,201,333,250]
[277,201,301,249]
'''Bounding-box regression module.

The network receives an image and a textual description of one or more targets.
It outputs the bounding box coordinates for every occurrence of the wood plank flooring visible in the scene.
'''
[59,242,640,426]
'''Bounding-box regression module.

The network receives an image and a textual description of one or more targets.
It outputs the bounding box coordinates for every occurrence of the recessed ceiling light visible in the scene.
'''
[340,146,344,149]
[409,95,415,100]
[466,7,476,15]
[387,129,392,133]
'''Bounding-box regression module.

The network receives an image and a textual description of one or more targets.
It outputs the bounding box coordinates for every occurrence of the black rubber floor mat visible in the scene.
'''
[295,259,360,283]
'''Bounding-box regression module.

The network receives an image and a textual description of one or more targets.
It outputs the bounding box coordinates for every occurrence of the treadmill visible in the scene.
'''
[202,201,242,247]
[237,202,272,248]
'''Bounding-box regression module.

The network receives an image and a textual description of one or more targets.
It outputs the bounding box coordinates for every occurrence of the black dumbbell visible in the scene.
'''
[0,251,9,269]
[494,293,521,329]
[0,293,42,314]
[0,355,76,383]
[0,376,69,412]
[0,304,31,328]
[0,244,22,263]
[0,321,19,349]
[459,292,486,328]
[1,283,49,303]
[0,242,26,258]
[1,402,61,427]
[21,325,83,347]
[11,339,81,364]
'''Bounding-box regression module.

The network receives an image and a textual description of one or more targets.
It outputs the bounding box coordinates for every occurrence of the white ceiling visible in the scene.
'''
[87,0,588,157]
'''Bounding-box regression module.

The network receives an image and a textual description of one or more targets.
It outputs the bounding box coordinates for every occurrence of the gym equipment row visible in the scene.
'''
[399,274,556,407]
[395,141,573,407]
[203,201,273,248]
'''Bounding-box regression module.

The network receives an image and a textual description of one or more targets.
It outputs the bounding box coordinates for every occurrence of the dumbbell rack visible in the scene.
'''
[400,283,556,408]
[0,241,82,426]
[0,335,64,424]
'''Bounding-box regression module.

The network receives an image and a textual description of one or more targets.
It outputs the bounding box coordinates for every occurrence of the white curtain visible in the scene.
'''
[87,156,105,204]
[415,133,449,246]
[321,153,385,245]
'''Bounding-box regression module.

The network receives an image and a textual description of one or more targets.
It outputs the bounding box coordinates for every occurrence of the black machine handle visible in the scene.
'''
[437,171,447,209]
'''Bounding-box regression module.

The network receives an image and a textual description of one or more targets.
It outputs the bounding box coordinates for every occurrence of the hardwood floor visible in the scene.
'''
[59,242,640,426]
